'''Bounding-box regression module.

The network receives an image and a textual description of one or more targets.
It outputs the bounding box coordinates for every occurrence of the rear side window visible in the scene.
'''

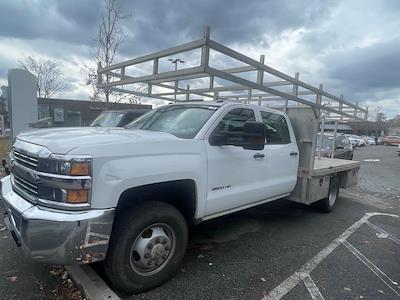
[261,111,291,144]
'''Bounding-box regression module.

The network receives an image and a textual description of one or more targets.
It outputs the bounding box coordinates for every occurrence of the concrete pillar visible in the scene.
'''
[7,69,37,140]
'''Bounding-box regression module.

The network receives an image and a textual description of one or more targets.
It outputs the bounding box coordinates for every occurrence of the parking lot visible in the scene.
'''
[1,145,399,299]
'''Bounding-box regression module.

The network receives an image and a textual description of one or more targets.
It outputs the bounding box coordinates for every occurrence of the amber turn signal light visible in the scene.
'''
[70,162,90,176]
[67,189,89,204]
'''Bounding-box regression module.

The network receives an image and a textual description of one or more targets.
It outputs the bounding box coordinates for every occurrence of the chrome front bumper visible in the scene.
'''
[1,176,115,265]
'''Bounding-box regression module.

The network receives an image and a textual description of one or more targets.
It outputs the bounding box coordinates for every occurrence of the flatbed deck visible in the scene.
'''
[313,157,361,177]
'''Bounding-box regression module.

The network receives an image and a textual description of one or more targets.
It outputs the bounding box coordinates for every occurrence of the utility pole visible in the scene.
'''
[168,58,184,100]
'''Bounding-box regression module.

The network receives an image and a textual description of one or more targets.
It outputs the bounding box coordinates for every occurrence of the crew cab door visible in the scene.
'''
[205,107,269,216]
[260,110,299,196]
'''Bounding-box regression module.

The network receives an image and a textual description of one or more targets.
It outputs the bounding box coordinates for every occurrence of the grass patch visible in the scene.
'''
[0,138,10,159]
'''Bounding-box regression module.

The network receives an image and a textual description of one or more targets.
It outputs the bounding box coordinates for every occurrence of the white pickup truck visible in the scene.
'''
[1,101,360,293]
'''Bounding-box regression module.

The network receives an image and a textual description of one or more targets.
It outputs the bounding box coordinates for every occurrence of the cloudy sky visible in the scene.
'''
[0,0,399,118]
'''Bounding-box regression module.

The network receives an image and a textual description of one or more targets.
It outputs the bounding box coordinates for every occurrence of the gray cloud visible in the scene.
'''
[327,38,400,90]
[0,0,399,117]
[0,0,101,44]
[118,0,335,55]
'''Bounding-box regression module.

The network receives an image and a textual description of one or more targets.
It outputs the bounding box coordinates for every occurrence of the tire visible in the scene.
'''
[318,175,339,213]
[104,201,188,293]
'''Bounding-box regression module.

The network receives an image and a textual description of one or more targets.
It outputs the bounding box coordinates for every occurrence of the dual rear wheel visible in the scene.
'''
[318,175,340,212]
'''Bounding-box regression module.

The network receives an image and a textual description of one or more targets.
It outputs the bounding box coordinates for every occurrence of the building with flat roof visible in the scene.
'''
[38,98,151,127]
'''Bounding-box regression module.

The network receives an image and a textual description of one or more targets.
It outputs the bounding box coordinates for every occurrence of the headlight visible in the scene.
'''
[38,155,91,176]
[36,155,92,206]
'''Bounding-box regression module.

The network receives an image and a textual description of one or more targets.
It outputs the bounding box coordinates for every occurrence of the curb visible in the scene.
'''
[66,265,120,300]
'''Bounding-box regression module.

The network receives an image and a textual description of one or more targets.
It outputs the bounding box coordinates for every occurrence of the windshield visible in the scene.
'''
[126,105,218,139]
[90,111,125,127]
[317,135,334,149]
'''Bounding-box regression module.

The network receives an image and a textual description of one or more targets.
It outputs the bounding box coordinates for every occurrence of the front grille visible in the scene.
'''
[10,148,39,203]
[12,149,38,170]
[12,174,38,198]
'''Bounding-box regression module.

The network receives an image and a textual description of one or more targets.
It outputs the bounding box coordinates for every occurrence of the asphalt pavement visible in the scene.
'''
[1,145,399,300]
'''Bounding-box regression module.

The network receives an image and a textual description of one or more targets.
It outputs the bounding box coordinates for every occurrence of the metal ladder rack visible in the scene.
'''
[97,26,368,122]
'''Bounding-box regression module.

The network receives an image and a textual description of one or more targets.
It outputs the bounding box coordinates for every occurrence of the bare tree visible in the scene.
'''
[367,106,388,122]
[87,0,130,102]
[18,56,68,98]
[376,112,387,123]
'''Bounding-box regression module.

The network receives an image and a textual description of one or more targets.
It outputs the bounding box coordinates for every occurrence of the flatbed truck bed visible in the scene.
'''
[313,157,361,177]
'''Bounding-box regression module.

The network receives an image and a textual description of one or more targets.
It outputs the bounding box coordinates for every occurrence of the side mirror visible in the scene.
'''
[242,121,266,150]
[209,133,226,146]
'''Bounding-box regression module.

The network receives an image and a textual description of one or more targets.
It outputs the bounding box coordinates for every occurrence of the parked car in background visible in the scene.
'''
[366,136,376,145]
[383,135,400,146]
[90,109,151,127]
[358,136,367,147]
[398,145,400,156]
[361,136,376,145]
[377,136,384,145]
[345,134,358,147]
[345,134,365,147]
[317,133,353,160]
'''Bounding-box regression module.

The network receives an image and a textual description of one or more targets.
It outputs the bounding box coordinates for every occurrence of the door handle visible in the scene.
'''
[253,153,265,159]
[290,151,298,157]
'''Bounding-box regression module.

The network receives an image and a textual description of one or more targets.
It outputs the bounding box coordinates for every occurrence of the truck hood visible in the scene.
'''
[17,127,179,154]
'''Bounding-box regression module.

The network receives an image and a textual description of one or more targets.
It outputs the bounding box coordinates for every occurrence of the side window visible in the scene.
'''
[212,108,255,144]
[261,111,291,144]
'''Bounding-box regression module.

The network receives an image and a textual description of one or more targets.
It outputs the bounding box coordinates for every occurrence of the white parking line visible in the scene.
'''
[302,274,325,300]
[342,240,400,297]
[262,212,399,300]
[365,220,400,246]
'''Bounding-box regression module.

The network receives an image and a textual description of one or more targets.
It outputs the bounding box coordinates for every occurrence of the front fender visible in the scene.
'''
[84,140,207,218]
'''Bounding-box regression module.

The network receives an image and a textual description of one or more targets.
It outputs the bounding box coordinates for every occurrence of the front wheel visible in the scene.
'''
[104,201,188,293]
[318,175,339,213]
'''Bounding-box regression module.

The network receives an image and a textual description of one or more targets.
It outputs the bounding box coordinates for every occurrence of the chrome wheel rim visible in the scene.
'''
[129,223,175,276]
[328,180,338,206]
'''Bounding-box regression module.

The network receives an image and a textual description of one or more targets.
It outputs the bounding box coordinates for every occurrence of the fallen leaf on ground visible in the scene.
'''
[378,290,384,294]
[61,271,68,280]
[0,227,6,231]
[344,287,351,291]
[7,276,18,282]
[376,232,388,239]
[260,277,266,282]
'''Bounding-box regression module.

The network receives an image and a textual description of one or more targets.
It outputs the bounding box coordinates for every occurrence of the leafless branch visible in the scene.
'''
[18,56,68,98]
[87,0,131,102]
